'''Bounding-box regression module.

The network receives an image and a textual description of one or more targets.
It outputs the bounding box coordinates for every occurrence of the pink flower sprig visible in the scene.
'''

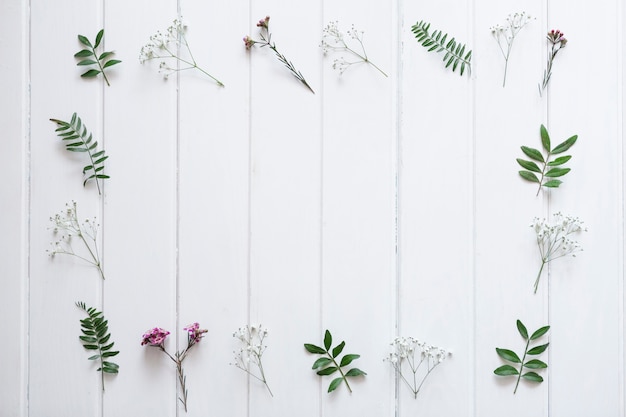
[539,29,567,96]
[141,323,207,412]
[244,16,315,94]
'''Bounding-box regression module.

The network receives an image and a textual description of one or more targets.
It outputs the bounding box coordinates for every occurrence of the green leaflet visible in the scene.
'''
[517,124,578,195]
[50,113,109,195]
[76,301,119,390]
[304,329,366,393]
[75,29,121,86]
[411,20,472,76]
[494,319,549,394]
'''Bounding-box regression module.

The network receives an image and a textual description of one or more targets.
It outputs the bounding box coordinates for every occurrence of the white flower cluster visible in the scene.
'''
[530,212,586,293]
[47,201,105,280]
[139,18,186,79]
[489,11,534,87]
[231,324,273,396]
[388,336,449,364]
[139,17,223,85]
[385,336,450,398]
[531,212,586,261]
[490,12,533,39]
[320,21,387,77]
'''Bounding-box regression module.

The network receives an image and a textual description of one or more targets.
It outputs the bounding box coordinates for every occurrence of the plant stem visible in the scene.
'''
[328,353,352,393]
[176,359,188,412]
[514,338,531,394]
[87,43,111,87]
[269,44,315,94]
[534,260,547,293]
[345,43,388,77]
[257,361,274,397]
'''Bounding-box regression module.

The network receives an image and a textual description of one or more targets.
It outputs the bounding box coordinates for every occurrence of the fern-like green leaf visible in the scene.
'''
[494,320,549,394]
[50,113,109,195]
[411,20,472,76]
[76,301,119,390]
[304,329,366,393]
[74,29,121,86]
[517,124,577,196]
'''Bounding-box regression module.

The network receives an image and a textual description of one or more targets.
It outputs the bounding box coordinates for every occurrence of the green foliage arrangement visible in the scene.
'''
[304,329,366,393]
[517,124,578,196]
[75,29,121,86]
[411,20,472,76]
[76,301,119,390]
[494,320,549,394]
[50,113,109,195]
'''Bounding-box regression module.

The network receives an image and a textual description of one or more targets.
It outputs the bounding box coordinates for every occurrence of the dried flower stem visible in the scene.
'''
[490,12,533,87]
[539,30,567,96]
[531,212,586,293]
[320,21,387,77]
[386,337,449,399]
[141,323,207,413]
[232,324,273,396]
[245,16,314,94]
[140,18,224,86]
[48,201,105,280]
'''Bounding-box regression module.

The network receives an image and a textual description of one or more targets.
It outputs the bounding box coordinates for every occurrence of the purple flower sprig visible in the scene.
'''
[539,29,567,96]
[142,323,207,412]
[244,16,315,94]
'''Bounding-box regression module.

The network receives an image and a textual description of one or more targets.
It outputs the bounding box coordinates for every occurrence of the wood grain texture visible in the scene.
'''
[0,0,624,416]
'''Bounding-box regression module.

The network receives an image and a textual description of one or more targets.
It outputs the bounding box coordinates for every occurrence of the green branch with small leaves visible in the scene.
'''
[411,20,472,76]
[76,301,119,390]
[304,329,366,393]
[494,320,549,394]
[75,29,121,86]
[50,113,109,195]
[517,124,578,195]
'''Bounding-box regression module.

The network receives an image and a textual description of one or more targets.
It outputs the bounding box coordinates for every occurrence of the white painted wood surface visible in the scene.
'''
[0,0,624,416]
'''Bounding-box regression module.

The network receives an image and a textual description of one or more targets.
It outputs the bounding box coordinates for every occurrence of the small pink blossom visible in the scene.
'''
[184,322,208,344]
[547,29,566,46]
[141,327,170,346]
[257,16,270,29]
[243,35,256,50]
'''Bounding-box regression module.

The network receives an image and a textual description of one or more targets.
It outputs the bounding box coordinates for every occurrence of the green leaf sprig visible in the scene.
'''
[411,20,472,76]
[50,113,109,195]
[76,301,119,390]
[494,320,549,394]
[75,29,121,86]
[304,329,366,393]
[517,124,578,196]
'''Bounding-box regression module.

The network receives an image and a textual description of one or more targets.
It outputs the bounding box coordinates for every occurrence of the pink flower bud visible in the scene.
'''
[141,327,170,346]
[243,35,255,50]
[257,16,270,29]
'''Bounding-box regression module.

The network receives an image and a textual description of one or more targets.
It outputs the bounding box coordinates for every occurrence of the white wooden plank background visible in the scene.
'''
[0,0,624,416]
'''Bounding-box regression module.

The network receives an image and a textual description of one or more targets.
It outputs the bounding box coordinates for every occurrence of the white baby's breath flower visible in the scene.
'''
[139,17,224,86]
[231,324,273,396]
[385,336,450,398]
[490,11,534,87]
[531,212,586,293]
[46,201,105,280]
[321,20,387,77]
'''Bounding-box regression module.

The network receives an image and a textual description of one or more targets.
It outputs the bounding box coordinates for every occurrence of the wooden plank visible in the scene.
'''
[0,1,27,416]
[176,0,250,415]
[28,0,104,415]
[473,2,549,416]
[320,0,395,415]
[399,0,474,415]
[246,1,322,415]
[547,0,622,415]
[101,1,178,415]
